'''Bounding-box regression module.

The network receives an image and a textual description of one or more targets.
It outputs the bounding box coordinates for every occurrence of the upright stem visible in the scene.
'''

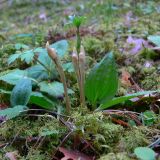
[76,26,81,54]
[46,42,71,113]
[72,45,86,107]
[72,48,81,88]
[79,45,85,107]
[54,59,71,113]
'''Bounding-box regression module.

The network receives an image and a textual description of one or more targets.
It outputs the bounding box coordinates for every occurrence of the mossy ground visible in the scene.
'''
[0,0,160,159]
[1,111,159,160]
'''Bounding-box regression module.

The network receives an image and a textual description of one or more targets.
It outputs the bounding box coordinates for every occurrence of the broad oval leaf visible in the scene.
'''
[0,69,28,85]
[30,92,57,109]
[10,78,32,106]
[0,89,56,110]
[85,52,118,107]
[0,105,28,119]
[38,39,68,66]
[27,65,51,82]
[50,40,68,57]
[134,147,156,160]
[39,81,74,98]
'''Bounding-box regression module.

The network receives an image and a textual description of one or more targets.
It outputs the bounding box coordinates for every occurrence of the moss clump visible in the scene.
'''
[98,152,133,160]
[141,67,156,75]
[0,115,66,139]
[73,112,124,153]
[141,74,159,90]
[140,48,159,60]
[119,127,150,152]
[20,150,50,160]
[83,36,114,58]
[0,115,67,158]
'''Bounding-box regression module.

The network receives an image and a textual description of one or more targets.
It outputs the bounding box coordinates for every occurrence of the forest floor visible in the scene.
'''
[0,0,160,160]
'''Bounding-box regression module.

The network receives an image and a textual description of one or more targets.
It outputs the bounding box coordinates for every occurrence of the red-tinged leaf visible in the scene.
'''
[59,147,93,160]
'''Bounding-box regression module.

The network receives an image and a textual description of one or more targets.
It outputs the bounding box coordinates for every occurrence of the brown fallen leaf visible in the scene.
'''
[59,147,93,160]
[121,69,132,87]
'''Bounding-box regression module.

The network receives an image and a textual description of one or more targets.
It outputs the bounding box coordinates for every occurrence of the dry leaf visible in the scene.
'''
[59,147,93,160]
[121,70,132,87]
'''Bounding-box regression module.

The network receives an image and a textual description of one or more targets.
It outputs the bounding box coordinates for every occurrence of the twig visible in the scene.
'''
[148,138,160,148]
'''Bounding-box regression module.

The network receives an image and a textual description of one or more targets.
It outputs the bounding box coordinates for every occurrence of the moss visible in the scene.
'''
[141,67,156,75]
[94,123,124,153]
[140,48,159,60]
[83,36,114,59]
[0,115,66,138]
[117,87,128,96]
[98,152,133,160]
[1,44,16,55]
[20,150,50,160]
[119,127,150,152]
[141,73,159,90]
[0,115,68,159]
[73,111,124,153]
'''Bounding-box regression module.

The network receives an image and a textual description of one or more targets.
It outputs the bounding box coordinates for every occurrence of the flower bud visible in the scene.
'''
[46,41,57,60]
[72,47,78,64]
[79,45,85,64]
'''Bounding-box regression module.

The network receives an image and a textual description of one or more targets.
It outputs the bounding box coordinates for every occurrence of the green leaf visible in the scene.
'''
[37,40,68,76]
[30,92,56,109]
[0,89,56,110]
[134,147,156,160]
[9,33,33,40]
[85,52,118,107]
[50,40,68,57]
[98,90,159,110]
[39,81,74,98]
[8,50,34,65]
[15,43,29,50]
[27,65,50,82]
[0,105,28,119]
[148,35,160,47]
[62,62,74,73]
[142,111,157,126]
[0,69,29,85]
[7,53,21,65]
[10,78,32,106]
[68,15,86,28]
[20,50,34,64]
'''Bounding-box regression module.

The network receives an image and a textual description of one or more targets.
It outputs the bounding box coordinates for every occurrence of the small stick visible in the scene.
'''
[46,42,71,113]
